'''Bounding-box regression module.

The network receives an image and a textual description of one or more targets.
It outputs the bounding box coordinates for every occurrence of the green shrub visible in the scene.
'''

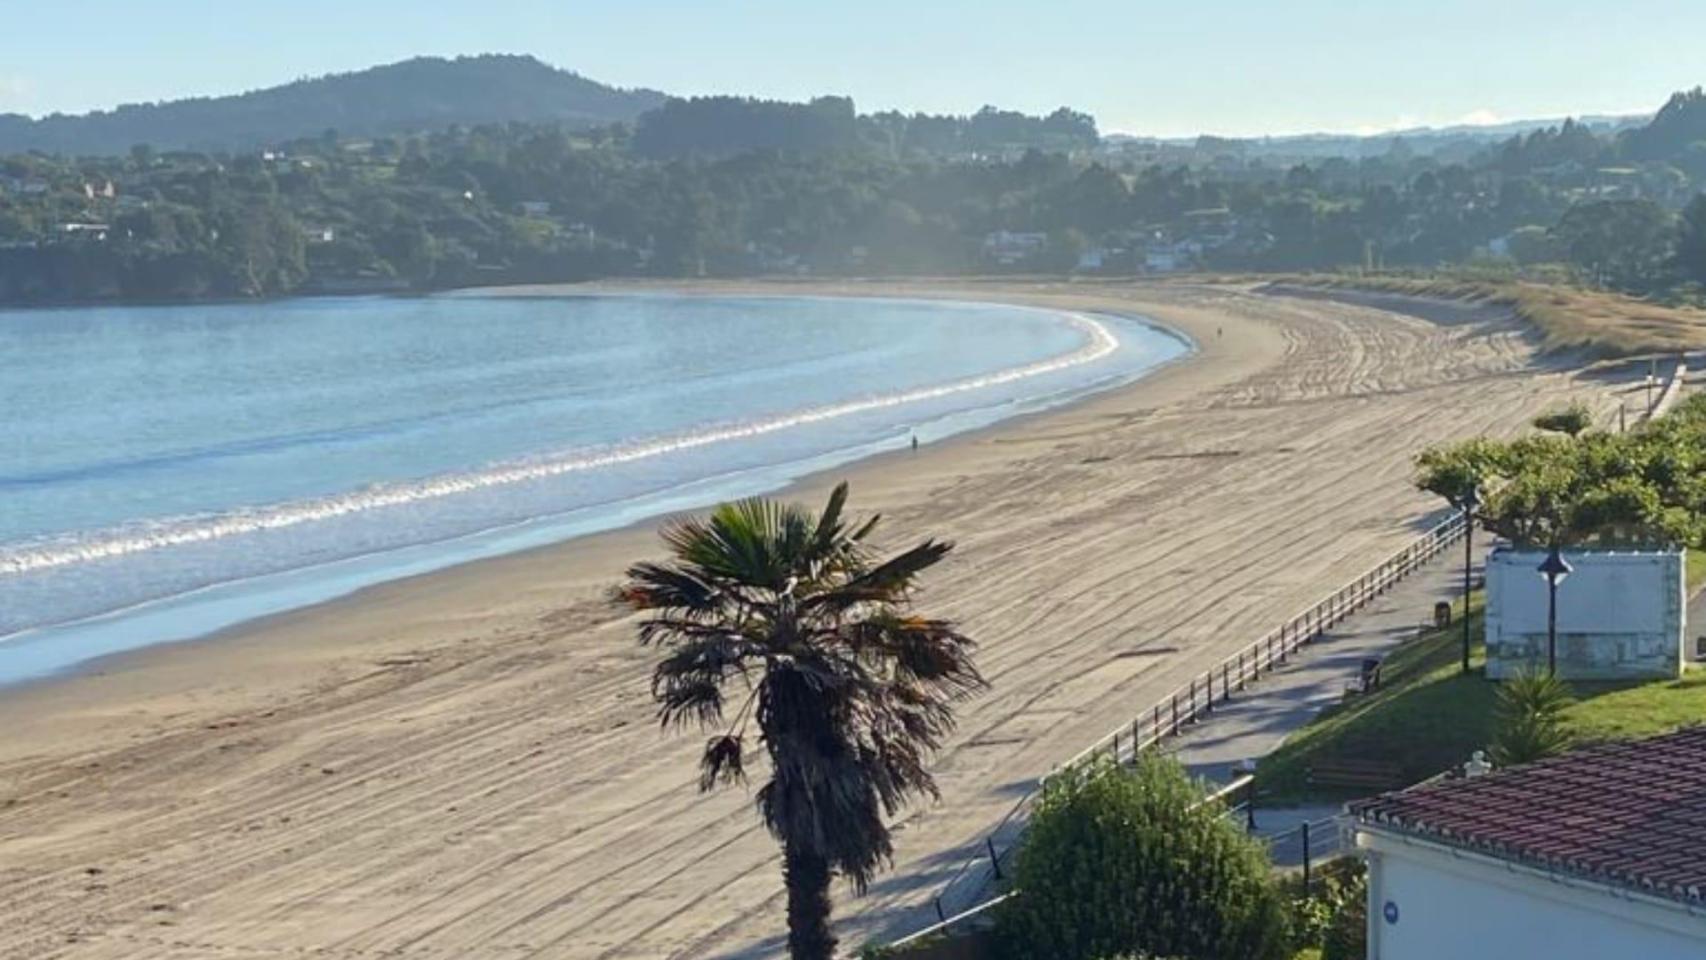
[1531,402,1594,437]
[1317,862,1367,960]
[1279,859,1365,960]
[997,754,1289,960]
[1490,670,1575,767]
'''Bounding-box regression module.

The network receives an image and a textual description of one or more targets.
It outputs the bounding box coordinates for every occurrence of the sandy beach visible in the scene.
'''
[0,280,1629,959]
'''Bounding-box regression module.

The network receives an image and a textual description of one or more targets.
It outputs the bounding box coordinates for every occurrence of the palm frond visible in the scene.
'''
[849,615,986,695]
[650,635,763,728]
[615,561,721,615]
[802,539,954,615]
[700,734,747,791]
[653,674,726,729]
[809,481,851,555]
[849,513,881,543]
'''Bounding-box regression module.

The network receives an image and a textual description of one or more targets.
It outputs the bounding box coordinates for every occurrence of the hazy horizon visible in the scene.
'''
[0,0,1696,139]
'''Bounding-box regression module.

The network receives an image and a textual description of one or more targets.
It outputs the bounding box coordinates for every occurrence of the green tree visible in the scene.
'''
[374,217,438,286]
[998,754,1289,960]
[1503,224,1562,265]
[1318,862,1367,960]
[1677,193,1706,285]
[616,483,984,960]
[1418,424,1706,550]
[1553,199,1676,291]
[1532,402,1594,437]
[1490,671,1574,766]
[1284,859,1367,960]
[211,202,306,297]
[1414,437,1508,508]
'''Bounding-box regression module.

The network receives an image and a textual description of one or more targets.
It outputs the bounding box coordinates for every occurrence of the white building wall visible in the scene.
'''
[1363,833,1706,960]
[1485,548,1686,679]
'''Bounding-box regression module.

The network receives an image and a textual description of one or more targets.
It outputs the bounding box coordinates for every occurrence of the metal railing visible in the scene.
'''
[1649,356,1690,421]
[1258,815,1347,889]
[901,510,1469,935]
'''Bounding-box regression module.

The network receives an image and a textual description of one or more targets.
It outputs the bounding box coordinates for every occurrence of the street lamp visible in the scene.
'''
[1537,544,1573,677]
[1456,486,1481,674]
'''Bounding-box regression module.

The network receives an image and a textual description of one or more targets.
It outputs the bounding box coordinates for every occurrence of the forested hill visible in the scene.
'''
[0,55,667,156]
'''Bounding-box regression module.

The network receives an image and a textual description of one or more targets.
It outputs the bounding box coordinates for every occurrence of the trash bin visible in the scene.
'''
[1433,601,1452,629]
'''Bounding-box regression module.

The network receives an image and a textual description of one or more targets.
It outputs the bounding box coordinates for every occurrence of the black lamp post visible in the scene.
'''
[1456,486,1481,674]
[1537,544,1573,677]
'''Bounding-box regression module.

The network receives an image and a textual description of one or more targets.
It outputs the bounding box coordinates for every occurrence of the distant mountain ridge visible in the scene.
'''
[0,55,667,156]
[1107,113,1649,147]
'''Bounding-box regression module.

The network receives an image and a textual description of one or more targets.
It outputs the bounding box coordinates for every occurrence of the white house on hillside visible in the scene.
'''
[1349,728,1706,959]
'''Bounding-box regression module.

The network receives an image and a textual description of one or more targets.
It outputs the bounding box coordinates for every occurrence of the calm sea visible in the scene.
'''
[0,293,1189,681]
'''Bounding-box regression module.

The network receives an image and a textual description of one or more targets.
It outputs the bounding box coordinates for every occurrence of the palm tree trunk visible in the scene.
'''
[782,841,835,960]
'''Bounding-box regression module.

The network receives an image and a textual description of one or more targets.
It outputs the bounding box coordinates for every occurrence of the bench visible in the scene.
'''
[1345,657,1383,695]
[1307,756,1405,793]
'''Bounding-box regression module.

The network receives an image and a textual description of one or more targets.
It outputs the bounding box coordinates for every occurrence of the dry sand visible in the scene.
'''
[0,281,1628,959]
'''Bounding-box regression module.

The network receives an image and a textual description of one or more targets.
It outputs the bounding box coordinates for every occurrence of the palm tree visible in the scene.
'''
[616,482,985,960]
[1490,669,1575,767]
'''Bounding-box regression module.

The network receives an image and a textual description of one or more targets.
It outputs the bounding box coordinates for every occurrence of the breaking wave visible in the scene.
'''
[0,312,1117,576]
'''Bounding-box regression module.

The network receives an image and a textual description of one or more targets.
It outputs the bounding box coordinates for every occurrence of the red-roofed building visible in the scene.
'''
[1349,728,1706,959]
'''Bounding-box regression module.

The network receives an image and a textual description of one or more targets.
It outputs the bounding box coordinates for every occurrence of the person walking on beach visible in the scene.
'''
[910,433,919,453]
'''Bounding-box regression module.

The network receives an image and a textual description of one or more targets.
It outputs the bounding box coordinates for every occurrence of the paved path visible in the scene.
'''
[1168,539,1483,788]
[1154,541,1485,874]
[1252,805,1342,869]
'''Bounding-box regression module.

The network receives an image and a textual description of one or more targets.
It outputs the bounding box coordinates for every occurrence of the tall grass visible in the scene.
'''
[1271,272,1706,357]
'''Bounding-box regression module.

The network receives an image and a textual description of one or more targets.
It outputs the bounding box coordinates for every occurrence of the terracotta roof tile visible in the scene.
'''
[1350,727,1706,906]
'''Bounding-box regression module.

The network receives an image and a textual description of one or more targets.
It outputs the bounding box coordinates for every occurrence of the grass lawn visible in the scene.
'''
[1255,586,1706,804]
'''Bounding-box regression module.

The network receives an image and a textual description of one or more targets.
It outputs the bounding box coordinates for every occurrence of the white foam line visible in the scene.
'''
[0,312,1118,576]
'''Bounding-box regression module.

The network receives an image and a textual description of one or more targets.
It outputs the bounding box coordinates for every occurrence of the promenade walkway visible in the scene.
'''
[1163,538,1486,866]
[1168,541,1483,787]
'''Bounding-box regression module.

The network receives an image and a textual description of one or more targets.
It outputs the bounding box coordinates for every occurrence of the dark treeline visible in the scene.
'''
[631,96,1098,159]
[2,88,1706,305]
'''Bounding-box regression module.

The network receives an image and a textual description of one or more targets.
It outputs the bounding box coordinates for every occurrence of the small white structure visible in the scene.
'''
[1075,246,1106,272]
[1485,546,1687,679]
[981,230,1047,265]
[57,222,110,240]
[1351,728,1706,960]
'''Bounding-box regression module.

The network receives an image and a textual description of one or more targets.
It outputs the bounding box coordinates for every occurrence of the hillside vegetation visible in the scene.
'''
[0,55,666,155]
[5,76,1706,306]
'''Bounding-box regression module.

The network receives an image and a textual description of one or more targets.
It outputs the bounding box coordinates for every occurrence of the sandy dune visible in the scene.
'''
[0,282,1627,959]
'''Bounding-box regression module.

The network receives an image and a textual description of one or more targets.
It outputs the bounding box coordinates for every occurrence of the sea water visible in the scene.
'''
[0,292,1189,682]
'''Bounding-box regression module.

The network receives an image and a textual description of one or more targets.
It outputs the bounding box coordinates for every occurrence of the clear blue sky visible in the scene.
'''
[3,1,1702,137]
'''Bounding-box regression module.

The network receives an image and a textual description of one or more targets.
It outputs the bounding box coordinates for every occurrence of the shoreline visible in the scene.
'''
[0,289,1194,690]
[0,280,1250,742]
